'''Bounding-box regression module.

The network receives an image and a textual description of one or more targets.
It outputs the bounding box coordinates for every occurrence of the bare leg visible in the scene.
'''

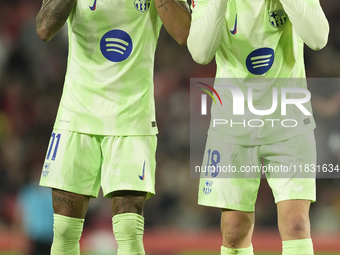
[111,190,147,255]
[111,190,147,216]
[52,188,90,218]
[277,199,311,241]
[50,189,90,255]
[221,209,255,248]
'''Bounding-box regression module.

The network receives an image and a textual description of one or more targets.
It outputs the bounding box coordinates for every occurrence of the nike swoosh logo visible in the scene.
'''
[139,160,146,180]
[230,14,237,35]
[192,0,196,8]
[89,0,97,11]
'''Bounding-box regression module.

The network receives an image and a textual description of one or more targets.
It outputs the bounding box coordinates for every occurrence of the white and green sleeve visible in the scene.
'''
[279,0,329,50]
[187,0,228,64]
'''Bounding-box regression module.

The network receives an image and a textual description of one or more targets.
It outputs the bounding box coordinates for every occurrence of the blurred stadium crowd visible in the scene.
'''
[0,0,339,253]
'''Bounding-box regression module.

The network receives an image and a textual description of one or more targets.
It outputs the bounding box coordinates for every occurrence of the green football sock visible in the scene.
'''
[112,213,145,255]
[282,238,314,255]
[51,214,84,255]
[221,244,254,255]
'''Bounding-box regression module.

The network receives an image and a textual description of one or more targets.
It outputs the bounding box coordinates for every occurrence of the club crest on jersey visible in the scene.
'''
[268,9,287,28]
[203,180,213,195]
[42,162,51,178]
[134,0,151,13]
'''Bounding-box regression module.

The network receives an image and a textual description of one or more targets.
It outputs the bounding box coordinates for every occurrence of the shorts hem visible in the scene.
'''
[103,188,155,200]
[275,196,316,204]
[53,127,159,136]
[198,200,255,212]
[39,182,99,198]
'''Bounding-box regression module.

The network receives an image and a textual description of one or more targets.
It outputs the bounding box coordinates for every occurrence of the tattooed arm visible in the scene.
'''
[154,0,191,45]
[36,0,76,41]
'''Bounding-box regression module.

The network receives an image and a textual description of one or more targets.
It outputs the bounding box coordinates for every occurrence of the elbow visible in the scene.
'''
[307,33,328,51]
[191,53,212,65]
[187,39,212,65]
[311,40,327,51]
[308,25,330,51]
[173,28,190,46]
[36,17,53,42]
[308,36,328,51]
[175,35,188,46]
[178,39,187,47]
[36,27,52,42]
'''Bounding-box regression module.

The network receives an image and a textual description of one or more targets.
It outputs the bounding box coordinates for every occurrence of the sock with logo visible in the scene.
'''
[51,214,84,255]
[282,238,314,255]
[221,244,254,255]
[112,213,145,255]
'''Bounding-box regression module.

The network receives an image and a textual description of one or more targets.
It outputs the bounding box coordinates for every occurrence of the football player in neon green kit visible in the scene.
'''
[36,0,190,254]
[188,0,329,254]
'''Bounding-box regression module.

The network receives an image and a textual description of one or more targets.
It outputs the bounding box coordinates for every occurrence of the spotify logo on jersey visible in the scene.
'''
[246,48,274,75]
[100,30,133,62]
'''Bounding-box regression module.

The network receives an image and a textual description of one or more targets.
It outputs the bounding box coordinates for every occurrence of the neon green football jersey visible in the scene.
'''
[192,0,317,145]
[54,0,167,135]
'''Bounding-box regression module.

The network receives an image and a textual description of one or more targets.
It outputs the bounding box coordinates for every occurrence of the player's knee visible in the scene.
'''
[283,213,309,238]
[114,216,141,238]
[221,212,253,247]
[112,213,145,254]
[52,214,84,253]
[111,190,147,216]
[54,214,84,240]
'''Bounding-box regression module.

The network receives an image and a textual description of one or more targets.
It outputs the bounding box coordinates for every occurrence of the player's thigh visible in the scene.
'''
[52,188,90,219]
[101,135,157,199]
[40,129,103,198]
[198,136,261,212]
[111,190,147,216]
[262,131,316,203]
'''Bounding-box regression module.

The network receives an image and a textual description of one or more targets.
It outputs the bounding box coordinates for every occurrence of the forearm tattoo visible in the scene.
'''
[36,0,75,36]
[41,0,53,10]
[157,0,170,11]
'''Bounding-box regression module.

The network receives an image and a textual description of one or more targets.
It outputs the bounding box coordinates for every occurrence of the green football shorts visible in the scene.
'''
[40,129,157,199]
[198,131,316,212]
